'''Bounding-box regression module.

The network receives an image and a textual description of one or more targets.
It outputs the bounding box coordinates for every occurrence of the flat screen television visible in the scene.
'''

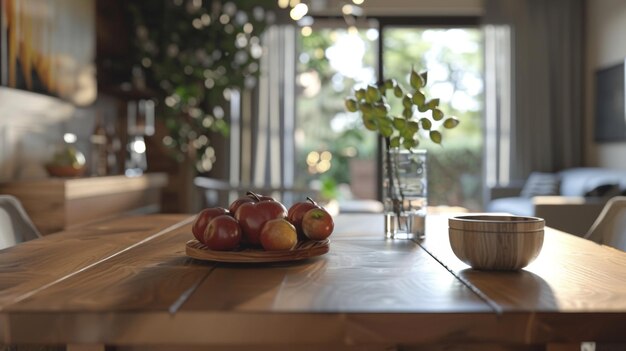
[595,60,626,142]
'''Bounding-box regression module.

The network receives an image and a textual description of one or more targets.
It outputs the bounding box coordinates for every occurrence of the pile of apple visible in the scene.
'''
[192,192,334,251]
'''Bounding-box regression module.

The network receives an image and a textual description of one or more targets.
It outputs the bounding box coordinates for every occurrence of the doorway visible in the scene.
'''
[294,20,483,211]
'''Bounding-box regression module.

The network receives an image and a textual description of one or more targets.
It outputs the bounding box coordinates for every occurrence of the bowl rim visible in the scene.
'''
[450,214,544,223]
[449,214,545,232]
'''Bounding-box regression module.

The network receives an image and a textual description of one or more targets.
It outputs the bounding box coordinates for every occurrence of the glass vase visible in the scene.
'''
[382,148,428,240]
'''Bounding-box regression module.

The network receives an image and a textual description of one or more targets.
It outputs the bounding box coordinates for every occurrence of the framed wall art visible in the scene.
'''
[0,0,96,106]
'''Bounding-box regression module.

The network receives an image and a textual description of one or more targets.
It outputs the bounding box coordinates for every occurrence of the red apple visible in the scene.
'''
[287,197,320,239]
[228,192,276,216]
[302,208,334,241]
[192,207,229,241]
[235,199,288,246]
[260,218,297,251]
[201,215,242,251]
[248,191,275,202]
[228,195,256,215]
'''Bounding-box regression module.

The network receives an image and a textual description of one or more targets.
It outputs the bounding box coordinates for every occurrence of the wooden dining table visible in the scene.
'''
[1,211,625,351]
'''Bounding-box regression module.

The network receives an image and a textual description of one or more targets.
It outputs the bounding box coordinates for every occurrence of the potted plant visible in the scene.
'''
[344,67,459,239]
[126,1,283,172]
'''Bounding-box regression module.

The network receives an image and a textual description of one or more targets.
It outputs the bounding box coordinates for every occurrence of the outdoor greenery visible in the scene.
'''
[295,29,378,191]
[295,26,483,209]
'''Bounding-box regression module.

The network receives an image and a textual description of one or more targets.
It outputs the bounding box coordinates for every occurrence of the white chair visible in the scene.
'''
[584,196,626,252]
[0,195,42,250]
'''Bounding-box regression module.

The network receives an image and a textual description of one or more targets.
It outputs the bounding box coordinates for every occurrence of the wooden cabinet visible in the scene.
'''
[0,173,168,234]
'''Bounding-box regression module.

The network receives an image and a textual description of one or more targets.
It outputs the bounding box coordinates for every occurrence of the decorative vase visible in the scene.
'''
[382,148,428,240]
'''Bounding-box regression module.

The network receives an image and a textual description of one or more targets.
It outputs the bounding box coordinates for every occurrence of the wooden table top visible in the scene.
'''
[1,212,625,349]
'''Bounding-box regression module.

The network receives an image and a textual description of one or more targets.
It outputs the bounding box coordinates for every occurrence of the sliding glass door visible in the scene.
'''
[294,20,483,210]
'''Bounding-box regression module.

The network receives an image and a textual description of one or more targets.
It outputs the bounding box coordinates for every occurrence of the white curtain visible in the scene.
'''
[483,0,584,183]
[232,25,297,202]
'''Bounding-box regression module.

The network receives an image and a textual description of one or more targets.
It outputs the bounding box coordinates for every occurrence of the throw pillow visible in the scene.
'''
[585,184,621,198]
[520,172,561,198]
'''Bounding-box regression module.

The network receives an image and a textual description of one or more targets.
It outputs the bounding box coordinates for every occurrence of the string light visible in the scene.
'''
[301,26,312,36]
[63,133,77,143]
[279,1,366,33]
[290,3,308,21]
[306,150,333,174]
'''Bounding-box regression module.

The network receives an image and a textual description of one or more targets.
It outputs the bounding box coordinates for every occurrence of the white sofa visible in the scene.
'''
[487,168,626,236]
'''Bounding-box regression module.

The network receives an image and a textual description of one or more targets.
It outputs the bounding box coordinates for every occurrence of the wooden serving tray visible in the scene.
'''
[186,238,330,263]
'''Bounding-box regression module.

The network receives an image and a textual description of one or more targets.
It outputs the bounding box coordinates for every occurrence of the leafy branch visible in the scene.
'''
[344,67,460,231]
[344,67,459,151]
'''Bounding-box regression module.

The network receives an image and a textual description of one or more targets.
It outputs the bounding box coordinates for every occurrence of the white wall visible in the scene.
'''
[0,87,96,181]
[585,0,626,170]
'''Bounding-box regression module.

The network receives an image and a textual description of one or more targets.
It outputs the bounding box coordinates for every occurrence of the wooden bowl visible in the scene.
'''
[448,215,545,271]
[45,164,86,178]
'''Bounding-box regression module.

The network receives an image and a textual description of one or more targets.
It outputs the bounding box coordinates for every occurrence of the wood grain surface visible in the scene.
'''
[182,238,490,313]
[0,173,168,234]
[1,212,625,348]
[0,214,190,310]
[421,214,626,312]
[448,228,544,270]
[2,215,200,312]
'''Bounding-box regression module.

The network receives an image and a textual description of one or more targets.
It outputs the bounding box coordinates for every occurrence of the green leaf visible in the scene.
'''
[402,95,412,108]
[426,98,440,110]
[402,107,413,118]
[384,79,395,89]
[373,103,388,117]
[378,116,393,127]
[360,103,373,115]
[403,138,417,149]
[420,118,432,130]
[419,71,428,86]
[393,117,406,129]
[417,104,429,113]
[407,121,419,134]
[443,117,460,129]
[393,86,403,98]
[366,85,381,103]
[432,108,444,121]
[362,115,377,131]
[430,130,442,144]
[412,91,425,105]
[401,128,414,139]
[380,124,394,137]
[390,136,401,148]
[378,117,394,137]
[214,119,229,134]
[410,69,423,89]
[355,89,366,100]
[345,98,358,112]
